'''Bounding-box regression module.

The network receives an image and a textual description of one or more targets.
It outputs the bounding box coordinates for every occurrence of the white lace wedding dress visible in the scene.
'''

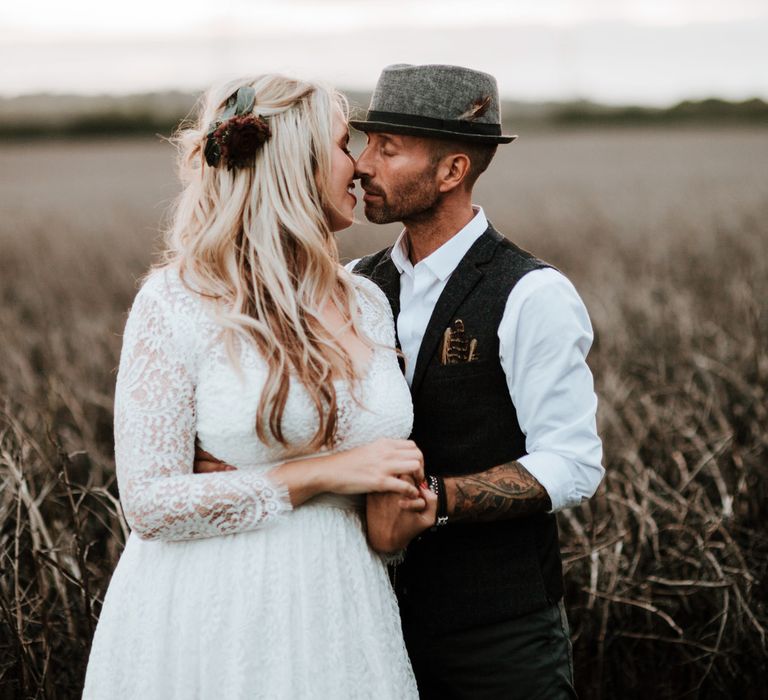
[83,267,418,700]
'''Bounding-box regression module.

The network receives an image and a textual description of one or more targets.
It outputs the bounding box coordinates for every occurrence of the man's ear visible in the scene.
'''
[437,153,471,193]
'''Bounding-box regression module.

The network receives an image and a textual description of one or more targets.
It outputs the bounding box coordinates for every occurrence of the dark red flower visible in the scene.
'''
[212,114,271,170]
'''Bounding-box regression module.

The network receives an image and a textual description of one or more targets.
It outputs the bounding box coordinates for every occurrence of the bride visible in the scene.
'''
[83,75,425,699]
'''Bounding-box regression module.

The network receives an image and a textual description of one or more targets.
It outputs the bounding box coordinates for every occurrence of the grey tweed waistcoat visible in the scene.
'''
[354,225,564,633]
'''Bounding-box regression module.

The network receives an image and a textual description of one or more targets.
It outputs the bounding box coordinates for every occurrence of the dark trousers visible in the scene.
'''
[402,601,577,700]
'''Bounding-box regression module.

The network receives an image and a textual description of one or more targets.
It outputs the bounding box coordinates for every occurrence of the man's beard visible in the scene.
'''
[362,170,441,225]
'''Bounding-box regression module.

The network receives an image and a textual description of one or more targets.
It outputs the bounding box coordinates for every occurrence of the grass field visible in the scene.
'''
[1,127,767,698]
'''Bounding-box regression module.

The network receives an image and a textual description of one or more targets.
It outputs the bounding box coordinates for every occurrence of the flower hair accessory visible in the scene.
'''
[204,87,271,169]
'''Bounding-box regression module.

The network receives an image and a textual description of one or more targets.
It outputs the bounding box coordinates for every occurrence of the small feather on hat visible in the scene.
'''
[458,96,492,121]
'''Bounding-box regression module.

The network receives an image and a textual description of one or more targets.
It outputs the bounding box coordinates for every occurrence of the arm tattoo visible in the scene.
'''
[447,461,552,522]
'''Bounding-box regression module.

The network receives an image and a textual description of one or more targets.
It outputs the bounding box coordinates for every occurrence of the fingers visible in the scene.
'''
[399,497,427,511]
[372,440,424,475]
[398,442,424,462]
[194,460,237,474]
[380,438,418,450]
[422,487,438,505]
[195,447,224,463]
[388,460,424,479]
[345,439,426,497]
[400,474,418,486]
[383,477,420,498]
[385,440,424,461]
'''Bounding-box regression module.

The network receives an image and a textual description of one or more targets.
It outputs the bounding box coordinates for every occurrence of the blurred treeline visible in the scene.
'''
[1,90,767,138]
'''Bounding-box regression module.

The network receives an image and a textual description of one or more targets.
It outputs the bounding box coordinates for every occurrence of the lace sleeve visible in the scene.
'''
[114,280,292,542]
[378,550,406,566]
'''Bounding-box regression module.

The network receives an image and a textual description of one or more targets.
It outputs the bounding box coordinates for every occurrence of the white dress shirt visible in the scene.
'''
[347,207,604,512]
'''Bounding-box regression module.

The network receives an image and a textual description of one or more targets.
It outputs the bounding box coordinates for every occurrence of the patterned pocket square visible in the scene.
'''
[440,319,479,364]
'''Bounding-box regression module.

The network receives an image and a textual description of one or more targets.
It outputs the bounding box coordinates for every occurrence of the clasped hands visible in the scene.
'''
[194,440,437,553]
[365,476,437,554]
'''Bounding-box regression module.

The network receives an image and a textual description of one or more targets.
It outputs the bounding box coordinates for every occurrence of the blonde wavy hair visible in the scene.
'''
[163,74,367,451]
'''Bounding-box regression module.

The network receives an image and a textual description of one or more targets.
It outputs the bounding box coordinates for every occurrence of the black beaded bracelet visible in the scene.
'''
[428,475,448,529]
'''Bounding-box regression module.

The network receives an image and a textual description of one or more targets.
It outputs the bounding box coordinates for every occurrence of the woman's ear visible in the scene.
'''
[437,153,471,193]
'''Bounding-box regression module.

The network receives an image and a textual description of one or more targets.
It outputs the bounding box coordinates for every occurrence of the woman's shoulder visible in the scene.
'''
[137,264,181,295]
[128,266,214,346]
[135,265,206,316]
[348,273,391,315]
[124,266,215,367]
[346,272,396,346]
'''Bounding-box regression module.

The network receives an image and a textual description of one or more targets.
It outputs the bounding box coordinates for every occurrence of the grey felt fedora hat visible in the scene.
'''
[350,63,516,144]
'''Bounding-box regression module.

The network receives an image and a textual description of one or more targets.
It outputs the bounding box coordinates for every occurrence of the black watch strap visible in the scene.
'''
[428,475,448,529]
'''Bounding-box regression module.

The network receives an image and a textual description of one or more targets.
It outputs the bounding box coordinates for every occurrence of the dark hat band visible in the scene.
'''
[365,110,502,137]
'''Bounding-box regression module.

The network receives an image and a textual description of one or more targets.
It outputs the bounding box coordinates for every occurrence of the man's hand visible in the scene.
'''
[366,483,438,554]
[194,443,237,473]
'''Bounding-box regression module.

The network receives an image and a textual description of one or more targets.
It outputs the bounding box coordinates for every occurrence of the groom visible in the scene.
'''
[348,64,604,698]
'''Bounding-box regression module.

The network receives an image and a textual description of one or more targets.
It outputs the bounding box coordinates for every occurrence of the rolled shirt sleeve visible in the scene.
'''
[499,268,604,512]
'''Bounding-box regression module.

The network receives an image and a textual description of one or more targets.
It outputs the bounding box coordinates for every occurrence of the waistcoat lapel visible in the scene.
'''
[367,248,401,322]
[410,226,503,396]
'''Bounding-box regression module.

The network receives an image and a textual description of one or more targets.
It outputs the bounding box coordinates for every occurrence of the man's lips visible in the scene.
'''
[362,190,384,202]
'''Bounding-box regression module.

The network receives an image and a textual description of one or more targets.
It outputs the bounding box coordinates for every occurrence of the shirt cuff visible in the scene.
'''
[517,451,580,513]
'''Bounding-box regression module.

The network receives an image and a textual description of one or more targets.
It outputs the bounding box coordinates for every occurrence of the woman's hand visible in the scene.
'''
[319,438,425,498]
[194,445,237,473]
[270,438,424,506]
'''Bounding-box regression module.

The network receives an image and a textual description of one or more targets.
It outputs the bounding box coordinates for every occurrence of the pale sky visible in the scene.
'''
[2,0,768,104]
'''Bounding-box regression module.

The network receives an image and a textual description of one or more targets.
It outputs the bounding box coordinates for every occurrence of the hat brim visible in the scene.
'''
[349,119,517,144]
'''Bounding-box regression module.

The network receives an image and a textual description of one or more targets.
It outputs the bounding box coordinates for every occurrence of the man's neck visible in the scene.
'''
[403,199,476,265]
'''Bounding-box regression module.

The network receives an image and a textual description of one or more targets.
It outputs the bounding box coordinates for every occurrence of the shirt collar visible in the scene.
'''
[390,206,488,281]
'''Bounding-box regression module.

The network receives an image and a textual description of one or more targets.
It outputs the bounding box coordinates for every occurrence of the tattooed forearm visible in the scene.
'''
[446,461,552,522]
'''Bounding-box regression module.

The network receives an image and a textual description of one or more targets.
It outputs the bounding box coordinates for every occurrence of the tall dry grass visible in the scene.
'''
[1,130,767,698]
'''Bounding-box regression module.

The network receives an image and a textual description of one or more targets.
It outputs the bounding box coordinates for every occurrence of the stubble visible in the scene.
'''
[362,168,442,225]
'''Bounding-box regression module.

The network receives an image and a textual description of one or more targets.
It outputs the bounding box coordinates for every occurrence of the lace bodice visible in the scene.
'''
[114,266,413,542]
